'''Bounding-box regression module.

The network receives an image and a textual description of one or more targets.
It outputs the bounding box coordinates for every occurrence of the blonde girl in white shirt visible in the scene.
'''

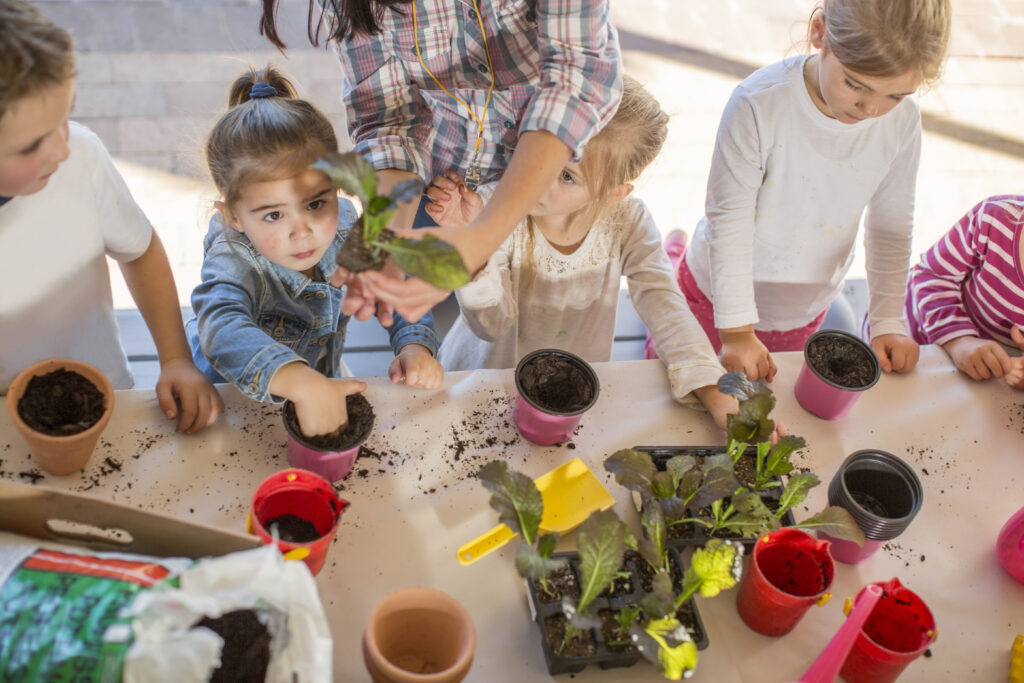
[651,0,951,383]
[426,76,738,430]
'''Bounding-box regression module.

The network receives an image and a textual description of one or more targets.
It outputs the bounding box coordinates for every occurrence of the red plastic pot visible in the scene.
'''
[839,578,936,683]
[736,529,835,636]
[997,505,1024,584]
[249,468,348,576]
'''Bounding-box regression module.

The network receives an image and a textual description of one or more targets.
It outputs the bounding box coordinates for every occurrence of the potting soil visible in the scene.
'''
[518,354,595,413]
[17,369,104,436]
[806,335,876,388]
[284,392,375,450]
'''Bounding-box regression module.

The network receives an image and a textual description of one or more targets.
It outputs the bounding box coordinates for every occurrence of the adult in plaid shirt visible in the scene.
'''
[260,0,623,323]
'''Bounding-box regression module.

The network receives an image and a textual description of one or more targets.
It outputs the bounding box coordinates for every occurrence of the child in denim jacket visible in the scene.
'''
[186,66,442,436]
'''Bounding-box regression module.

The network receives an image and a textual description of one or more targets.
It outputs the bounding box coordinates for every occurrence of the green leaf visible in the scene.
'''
[765,435,807,476]
[632,618,698,680]
[681,539,744,601]
[640,499,667,570]
[638,570,677,619]
[794,506,866,545]
[658,496,688,522]
[576,509,627,616]
[477,461,542,545]
[311,151,377,206]
[665,455,697,492]
[689,466,739,510]
[652,471,676,500]
[604,449,657,496]
[676,469,704,505]
[383,234,471,290]
[717,371,759,400]
[388,177,425,206]
[515,542,568,580]
[537,532,559,559]
[775,471,820,517]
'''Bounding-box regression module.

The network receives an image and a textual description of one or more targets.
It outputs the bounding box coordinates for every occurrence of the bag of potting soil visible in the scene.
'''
[0,532,331,682]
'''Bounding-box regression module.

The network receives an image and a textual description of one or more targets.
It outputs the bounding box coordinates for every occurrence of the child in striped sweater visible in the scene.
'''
[906,195,1024,387]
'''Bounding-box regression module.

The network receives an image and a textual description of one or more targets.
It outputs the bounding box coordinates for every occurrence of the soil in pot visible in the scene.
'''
[17,369,105,436]
[629,549,682,593]
[284,393,375,450]
[517,353,595,413]
[544,613,596,658]
[806,334,876,388]
[598,609,636,652]
[264,512,321,542]
[335,221,394,274]
[194,609,271,683]
[533,563,580,605]
[598,559,633,599]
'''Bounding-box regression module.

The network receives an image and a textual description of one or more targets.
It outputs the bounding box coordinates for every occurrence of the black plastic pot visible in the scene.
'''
[635,446,797,552]
[524,549,708,676]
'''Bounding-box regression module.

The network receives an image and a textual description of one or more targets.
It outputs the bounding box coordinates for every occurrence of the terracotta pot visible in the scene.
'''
[5,359,114,476]
[363,587,476,683]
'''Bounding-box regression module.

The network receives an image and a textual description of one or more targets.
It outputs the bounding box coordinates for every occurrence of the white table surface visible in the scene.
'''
[1,346,1022,682]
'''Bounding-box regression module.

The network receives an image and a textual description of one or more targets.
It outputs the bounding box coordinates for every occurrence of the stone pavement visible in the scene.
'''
[31,0,1024,311]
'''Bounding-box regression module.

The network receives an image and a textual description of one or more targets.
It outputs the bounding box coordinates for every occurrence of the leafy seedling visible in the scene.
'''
[312,151,471,289]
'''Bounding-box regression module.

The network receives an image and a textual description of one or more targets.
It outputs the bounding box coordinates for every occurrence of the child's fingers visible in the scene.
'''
[983,348,1011,378]
[871,340,893,373]
[155,383,178,421]
[765,353,778,382]
[1012,324,1024,350]
[176,394,200,434]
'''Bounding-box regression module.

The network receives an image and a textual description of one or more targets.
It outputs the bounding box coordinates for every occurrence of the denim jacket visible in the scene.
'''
[186,198,438,402]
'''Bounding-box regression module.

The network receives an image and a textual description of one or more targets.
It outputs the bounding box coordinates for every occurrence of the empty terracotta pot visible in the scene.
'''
[5,359,114,476]
[363,587,476,683]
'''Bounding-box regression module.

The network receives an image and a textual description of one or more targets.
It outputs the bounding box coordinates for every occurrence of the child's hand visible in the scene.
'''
[1004,356,1024,390]
[720,327,777,381]
[694,384,788,442]
[155,357,225,434]
[942,334,1012,380]
[292,376,368,437]
[871,333,919,373]
[424,170,484,228]
[389,344,444,390]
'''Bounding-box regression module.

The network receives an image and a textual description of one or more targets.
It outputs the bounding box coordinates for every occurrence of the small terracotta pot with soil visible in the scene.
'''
[335,219,394,274]
[362,586,476,683]
[282,393,375,482]
[5,359,114,476]
[794,329,880,420]
[513,349,600,446]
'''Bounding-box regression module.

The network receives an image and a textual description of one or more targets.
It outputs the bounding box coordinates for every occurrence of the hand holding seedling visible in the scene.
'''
[870,332,919,373]
[424,170,485,228]
[389,343,443,390]
[943,333,1014,381]
[719,327,777,381]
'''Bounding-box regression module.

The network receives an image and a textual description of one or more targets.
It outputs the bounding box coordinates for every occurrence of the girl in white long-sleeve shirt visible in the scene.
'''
[426,76,737,430]
[649,0,951,383]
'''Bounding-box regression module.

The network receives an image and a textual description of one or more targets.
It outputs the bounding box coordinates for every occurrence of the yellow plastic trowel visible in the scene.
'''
[457,457,615,566]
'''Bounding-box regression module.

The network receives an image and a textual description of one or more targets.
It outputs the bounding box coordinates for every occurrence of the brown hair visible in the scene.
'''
[206,65,339,208]
[810,0,951,87]
[259,0,412,50]
[0,0,75,121]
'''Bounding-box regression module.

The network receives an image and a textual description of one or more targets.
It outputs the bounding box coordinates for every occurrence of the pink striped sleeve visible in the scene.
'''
[907,202,987,344]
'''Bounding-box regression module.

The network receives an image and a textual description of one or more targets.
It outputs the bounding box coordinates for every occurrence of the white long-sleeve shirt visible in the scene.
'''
[685,55,920,336]
[437,198,725,404]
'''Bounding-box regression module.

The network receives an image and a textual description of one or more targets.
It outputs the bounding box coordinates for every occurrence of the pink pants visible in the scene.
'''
[645,234,827,359]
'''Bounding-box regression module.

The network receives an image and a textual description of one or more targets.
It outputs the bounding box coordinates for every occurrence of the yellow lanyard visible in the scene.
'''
[413,0,495,190]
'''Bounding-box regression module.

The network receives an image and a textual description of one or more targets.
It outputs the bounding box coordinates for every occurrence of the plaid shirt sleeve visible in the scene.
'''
[519,0,623,160]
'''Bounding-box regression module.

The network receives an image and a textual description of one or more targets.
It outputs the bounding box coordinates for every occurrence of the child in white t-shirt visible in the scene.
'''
[427,76,737,430]
[0,0,222,433]
[650,0,951,383]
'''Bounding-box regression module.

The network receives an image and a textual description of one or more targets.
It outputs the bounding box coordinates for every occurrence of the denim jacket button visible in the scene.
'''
[273,326,285,337]
[316,291,326,298]
[246,383,258,394]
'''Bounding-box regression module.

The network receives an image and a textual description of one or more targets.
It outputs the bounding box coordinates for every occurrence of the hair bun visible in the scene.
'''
[249,81,278,99]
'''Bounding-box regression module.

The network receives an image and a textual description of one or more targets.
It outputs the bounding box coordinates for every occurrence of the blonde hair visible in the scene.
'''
[810,0,951,87]
[206,65,339,208]
[0,0,76,121]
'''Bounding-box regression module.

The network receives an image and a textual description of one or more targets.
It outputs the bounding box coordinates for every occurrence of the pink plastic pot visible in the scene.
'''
[997,505,1024,584]
[249,468,348,576]
[839,578,936,683]
[817,535,885,564]
[282,398,373,482]
[795,330,880,420]
[736,529,835,636]
[513,349,599,446]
